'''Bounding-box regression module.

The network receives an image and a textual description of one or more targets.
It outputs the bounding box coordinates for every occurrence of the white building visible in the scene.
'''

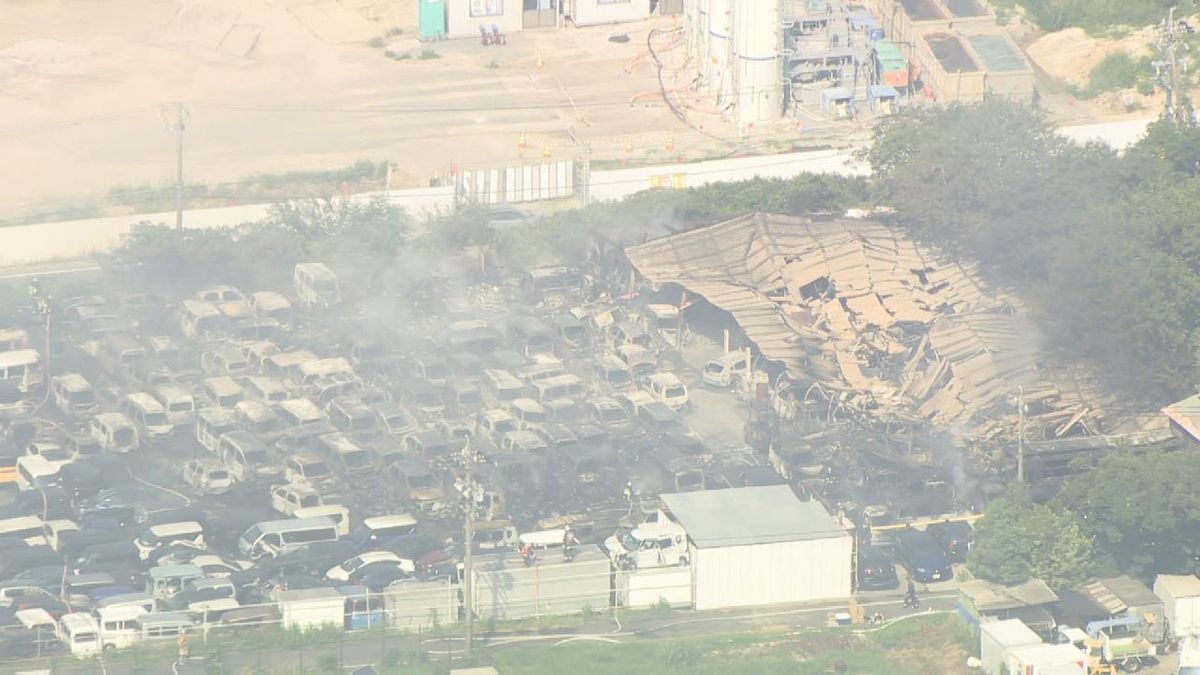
[660,485,852,610]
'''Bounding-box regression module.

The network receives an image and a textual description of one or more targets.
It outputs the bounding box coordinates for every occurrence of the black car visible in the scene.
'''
[857,545,899,591]
[893,529,953,583]
[926,520,973,563]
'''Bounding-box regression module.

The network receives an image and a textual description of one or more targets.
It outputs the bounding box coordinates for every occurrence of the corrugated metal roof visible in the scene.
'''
[662,485,847,548]
[1162,394,1200,441]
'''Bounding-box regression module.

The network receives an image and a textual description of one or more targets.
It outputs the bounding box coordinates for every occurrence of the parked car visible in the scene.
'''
[893,529,953,583]
[182,458,234,496]
[857,545,899,591]
[925,520,972,564]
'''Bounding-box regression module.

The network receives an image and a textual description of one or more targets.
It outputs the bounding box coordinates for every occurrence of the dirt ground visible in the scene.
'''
[0,0,859,223]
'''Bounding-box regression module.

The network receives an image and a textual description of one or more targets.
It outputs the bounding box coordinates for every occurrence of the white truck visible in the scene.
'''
[701,349,750,388]
[603,520,689,570]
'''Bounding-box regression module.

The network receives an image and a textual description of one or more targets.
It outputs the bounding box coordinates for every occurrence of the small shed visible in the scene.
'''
[277,587,345,633]
[566,0,651,26]
[957,578,1060,636]
[867,84,899,113]
[1077,576,1166,643]
[980,619,1043,675]
[445,0,523,40]
[820,87,854,118]
[661,485,853,610]
[1162,393,1200,449]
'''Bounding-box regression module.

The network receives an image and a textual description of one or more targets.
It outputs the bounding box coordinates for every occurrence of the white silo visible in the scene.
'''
[732,0,782,125]
[707,0,732,103]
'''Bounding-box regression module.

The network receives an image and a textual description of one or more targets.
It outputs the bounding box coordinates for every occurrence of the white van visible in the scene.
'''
[481,369,523,409]
[278,398,326,428]
[531,373,586,403]
[604,520,689,570]
[0,348,42,393]
[178,299,225,340]
[15,454,68,491]
[202,376,243,409]
[195,407,239,455]
[59,612,102,657]
[154,386,195,426]
[0,514,47,546]
[90,412,139,453]
[219,430,277,483]
[293,504,350,536]
[249,291,294,328]
[120,393,173,442]
[614,344,657,378]
[702,349,751,388]
[51,373,98,420]
[241,376,289,404]
[234,400,285,442]
[294,262,341,308]
[134,521,205,560]
[97,604,144,650]
[645,372,689,409]
[238,516,340,559]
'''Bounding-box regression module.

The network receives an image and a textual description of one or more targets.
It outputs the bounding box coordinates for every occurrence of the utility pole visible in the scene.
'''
[1016,385,1025,483]
[462,441,474,659]
[174,102,186,230]
[1153,7,1192,125]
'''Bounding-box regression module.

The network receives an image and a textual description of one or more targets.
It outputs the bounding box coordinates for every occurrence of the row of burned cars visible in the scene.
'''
[0,262,756,658]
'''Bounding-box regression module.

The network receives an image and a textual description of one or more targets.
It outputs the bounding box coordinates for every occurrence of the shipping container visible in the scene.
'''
[1154,574,1200,639]
[980,619,1042,675]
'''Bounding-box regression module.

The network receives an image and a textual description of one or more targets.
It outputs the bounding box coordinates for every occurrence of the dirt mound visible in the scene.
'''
[1025,27,1152,87]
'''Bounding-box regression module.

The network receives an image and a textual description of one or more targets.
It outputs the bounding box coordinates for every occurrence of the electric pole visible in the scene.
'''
[1016,385,1025,483]
[1153,7,1192,125]
[173,102,186,230]
[462,441,474,658]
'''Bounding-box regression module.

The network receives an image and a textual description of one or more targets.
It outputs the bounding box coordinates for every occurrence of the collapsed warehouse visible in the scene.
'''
[621,212,1165,478]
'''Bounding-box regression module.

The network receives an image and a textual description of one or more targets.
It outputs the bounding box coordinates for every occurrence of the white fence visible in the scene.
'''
[456,161,575,204]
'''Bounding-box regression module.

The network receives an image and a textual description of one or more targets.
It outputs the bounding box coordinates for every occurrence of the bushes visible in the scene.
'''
[990,0,1194,33]
[1084,52,1145,96]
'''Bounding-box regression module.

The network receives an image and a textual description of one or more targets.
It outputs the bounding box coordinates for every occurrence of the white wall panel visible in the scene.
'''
[693,536,851,610]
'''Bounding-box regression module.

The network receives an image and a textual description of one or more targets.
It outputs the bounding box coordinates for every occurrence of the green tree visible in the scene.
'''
[1055,450,1200,576]
[968,485,1097,588]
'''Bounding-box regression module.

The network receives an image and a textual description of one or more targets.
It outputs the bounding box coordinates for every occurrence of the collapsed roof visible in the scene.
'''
[624,212,1125,440]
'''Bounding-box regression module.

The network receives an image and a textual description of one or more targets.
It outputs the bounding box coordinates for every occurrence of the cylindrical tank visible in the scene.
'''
[732,0,782,124]
[707,0,731,102]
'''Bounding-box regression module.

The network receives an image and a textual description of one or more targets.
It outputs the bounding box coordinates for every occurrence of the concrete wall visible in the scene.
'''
[447,0,524,39]
[0,186,455,266]
[384,578,460,629]
[615,566,693,608]
[587,148,868,202]
[569,0,652,26]
[471,547,611,620]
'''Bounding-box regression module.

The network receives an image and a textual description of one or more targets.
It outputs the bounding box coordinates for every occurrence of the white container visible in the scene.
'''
[1006,643,1087,675]
[1154,574,1200,638]
[980,619,1042,675]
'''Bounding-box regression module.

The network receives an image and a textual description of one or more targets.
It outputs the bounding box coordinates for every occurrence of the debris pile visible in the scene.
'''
[624,212,1125,442]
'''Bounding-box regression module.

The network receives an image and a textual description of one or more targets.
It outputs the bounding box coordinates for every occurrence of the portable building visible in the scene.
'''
[277,587,345,632]
[980,619,1042,675]
[1155,574,1200,638]
[446,0,523,40]
[660,485,852,611]
[566,0,651,26]
[820,87,854,118]
[471,546,610,620]
[873,40,908,88]
[867,84,899,113]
